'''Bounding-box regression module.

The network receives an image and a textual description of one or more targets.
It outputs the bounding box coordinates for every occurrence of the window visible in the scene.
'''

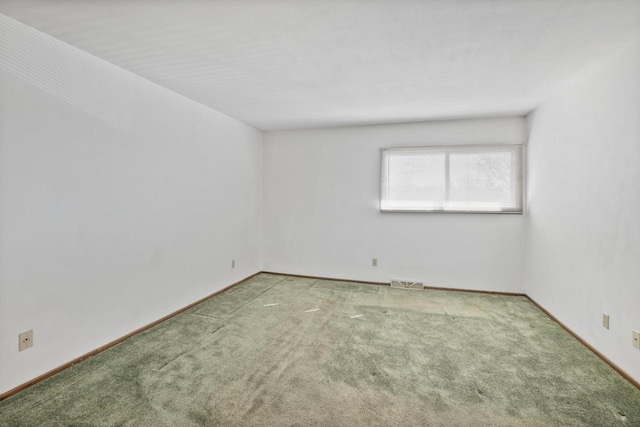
[380,144,524,213]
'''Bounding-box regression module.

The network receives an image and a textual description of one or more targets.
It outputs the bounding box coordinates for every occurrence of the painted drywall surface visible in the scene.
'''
[525,43,640,382]
[0,17,262,394]
[263,118,526,293]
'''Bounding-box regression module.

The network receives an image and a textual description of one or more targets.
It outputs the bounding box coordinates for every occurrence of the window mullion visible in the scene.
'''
[444,151,451,206]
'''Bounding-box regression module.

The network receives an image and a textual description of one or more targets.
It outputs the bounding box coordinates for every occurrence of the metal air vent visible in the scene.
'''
[390,280,424,290]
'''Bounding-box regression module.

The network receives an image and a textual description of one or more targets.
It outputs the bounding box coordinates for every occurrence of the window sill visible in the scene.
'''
[380,208,523,214]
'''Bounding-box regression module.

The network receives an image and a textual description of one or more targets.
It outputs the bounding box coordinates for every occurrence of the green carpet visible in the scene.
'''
[1,273,639,426]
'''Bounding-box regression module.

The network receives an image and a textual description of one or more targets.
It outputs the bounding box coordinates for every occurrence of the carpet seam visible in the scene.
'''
[193,277,287,319]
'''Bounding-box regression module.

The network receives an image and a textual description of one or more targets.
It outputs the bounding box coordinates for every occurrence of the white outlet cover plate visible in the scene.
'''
[602,313,609,329]
[19,330,33,351]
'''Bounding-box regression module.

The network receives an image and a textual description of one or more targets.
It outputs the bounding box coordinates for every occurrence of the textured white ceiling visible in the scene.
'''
[1,0,639,130]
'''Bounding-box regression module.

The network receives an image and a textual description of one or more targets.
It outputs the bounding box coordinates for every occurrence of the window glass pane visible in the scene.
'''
[448,151,514,211]
[387,153,445,209]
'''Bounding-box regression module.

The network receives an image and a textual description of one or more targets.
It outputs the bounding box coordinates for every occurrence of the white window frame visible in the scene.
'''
[380,144,524,214]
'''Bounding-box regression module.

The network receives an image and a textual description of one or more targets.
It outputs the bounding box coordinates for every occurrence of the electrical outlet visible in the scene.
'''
[19,330,33,351]
[231,260,235,268]
[633,330,640,349]
[602,313,609,329]
[372,258,378,267]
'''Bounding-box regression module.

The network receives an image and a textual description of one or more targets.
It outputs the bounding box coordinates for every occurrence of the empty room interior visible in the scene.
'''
[1,0,640,425]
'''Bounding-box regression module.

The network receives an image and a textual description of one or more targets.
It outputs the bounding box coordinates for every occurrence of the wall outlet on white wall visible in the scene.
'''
[19,330,33,351]
[633,330,640,349]
[372,258,378,267]
[602,313,609,329]
[231,259,235,268]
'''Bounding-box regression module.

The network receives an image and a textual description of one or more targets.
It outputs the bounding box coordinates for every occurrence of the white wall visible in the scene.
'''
[263,118,526,293]
[526,43,640,382]
[0,16,263,394]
